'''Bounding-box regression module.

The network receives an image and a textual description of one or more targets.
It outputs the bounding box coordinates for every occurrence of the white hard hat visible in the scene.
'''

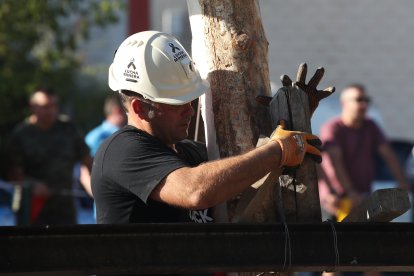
[109,31,209,105]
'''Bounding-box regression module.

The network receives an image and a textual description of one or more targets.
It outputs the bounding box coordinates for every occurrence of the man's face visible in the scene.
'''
[150,102,195,145]
[341,87,370,119]
[30,91,59,127]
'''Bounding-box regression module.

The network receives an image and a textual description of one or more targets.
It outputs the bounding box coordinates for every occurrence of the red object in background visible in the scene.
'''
[128,0,149,35]
[30,196,47,223]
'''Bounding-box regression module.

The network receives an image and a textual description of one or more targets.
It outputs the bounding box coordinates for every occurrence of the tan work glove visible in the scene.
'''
[281,63,335,115]
[271,120,322,167]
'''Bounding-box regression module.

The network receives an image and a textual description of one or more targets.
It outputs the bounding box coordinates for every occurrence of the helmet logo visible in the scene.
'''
[127,58,136,70]
[167,42,188,62]
[169,43,180,53]
[123,58,139,83]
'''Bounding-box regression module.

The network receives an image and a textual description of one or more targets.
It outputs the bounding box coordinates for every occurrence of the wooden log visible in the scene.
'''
[187,0,273,221]
[342,188,411,223]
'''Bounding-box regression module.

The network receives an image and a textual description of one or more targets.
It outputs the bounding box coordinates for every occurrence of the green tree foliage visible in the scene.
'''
[0,0,126,143]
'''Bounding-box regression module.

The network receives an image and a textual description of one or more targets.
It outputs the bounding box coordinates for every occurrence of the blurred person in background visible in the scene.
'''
[318,83,410,223]
[85,95,126,157]
[78,95,126,220]
[5,87,92,226]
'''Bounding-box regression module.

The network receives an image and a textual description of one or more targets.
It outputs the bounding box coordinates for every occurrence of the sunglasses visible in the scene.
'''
[353,96,371,103]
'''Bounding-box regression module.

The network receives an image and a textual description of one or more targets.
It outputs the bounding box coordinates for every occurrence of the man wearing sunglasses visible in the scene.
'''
[318,83,410,222]
[91,31,323,224]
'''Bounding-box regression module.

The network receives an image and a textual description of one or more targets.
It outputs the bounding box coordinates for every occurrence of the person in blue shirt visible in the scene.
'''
[85,96,126,156]
[78,96,125,220]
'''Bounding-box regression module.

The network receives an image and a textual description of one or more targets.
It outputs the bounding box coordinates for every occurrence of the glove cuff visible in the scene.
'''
[273,138,287,168]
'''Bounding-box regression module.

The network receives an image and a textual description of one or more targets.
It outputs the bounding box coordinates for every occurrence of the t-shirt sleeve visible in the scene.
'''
[320,119,341,150]
[369,120,387,149]
[102,133,190,203]
[175,139,208,165]
[85,129,98,156]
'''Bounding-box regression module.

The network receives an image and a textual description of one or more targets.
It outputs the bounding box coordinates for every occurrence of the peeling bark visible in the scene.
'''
[188,0,272,220]
[188,2,321,275]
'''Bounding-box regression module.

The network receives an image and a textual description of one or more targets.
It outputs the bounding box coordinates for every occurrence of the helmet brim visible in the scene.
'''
[152,79,210,105]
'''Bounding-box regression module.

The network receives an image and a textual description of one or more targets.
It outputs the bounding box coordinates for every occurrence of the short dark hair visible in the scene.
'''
[343,83,366,93]
[118,90,137,112]
[30,87,57,105]
[33,87,56,96]
[117,90,155,113]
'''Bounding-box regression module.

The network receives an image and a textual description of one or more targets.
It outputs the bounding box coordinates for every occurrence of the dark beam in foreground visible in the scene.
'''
[1,223,414,275]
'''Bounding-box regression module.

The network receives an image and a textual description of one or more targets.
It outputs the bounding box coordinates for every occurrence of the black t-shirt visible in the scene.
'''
[92,125,214,224]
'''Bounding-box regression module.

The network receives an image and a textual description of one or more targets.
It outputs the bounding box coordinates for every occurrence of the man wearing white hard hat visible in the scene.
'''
[91,31,322,224]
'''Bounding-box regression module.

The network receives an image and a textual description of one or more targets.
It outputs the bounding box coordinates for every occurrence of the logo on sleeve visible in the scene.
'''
[189,209,213,223]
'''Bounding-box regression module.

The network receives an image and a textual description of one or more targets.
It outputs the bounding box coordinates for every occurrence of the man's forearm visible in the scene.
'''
[195,142,282,206]
[380,144,410,189]
[327,147,355,195]
[80,155,94,197]
[154,141,282,209]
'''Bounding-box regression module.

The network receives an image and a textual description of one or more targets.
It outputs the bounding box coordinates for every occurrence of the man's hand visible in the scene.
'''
[281,63,335,115]
[347,190,364,208]
[270,120,322,167]
[321,192,340,215]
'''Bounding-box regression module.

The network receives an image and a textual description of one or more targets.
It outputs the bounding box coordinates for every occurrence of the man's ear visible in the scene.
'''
[130,98,147,119]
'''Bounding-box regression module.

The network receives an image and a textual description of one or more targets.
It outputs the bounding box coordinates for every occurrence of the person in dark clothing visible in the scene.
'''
[6,88,92,225]
[92,31,322,224]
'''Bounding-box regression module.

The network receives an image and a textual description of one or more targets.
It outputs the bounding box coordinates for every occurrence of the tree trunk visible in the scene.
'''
[187,0,272,221]
[187,2,321,275]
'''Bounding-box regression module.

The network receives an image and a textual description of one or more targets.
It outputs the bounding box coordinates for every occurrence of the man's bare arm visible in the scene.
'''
[151,141,281,210]
[378,142,411,191]
[80,155,94,197]
[326,146,364,205]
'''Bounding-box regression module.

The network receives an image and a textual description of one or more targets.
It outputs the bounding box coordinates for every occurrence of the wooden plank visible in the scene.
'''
[232,136,277,222]
[235,85,321,223]
[342,188,411,222]
[269,85,321,222]
[234,170,280,223]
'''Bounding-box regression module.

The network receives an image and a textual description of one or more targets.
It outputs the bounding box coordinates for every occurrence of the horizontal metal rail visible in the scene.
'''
[1,223,414,275]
